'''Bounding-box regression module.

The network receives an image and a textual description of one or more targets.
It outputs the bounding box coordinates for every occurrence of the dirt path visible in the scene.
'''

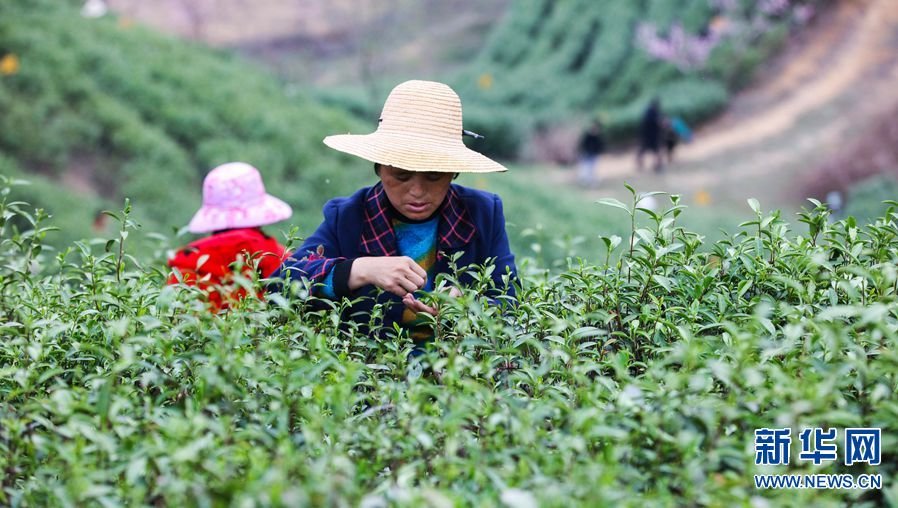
[549,0,898,208]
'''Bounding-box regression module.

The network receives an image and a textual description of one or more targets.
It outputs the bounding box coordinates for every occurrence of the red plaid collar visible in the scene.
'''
[360,183,476,259]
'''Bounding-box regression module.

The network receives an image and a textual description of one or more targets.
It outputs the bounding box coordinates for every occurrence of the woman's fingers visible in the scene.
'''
[418,302,438,316]
[395,277,419,295]
[405,271,426,289]
[402,293,425,311]
[406,259,427,280]
[403,294,437,316]
[363,256,429,296]
[399,257,426,288]
[382,258,422,289]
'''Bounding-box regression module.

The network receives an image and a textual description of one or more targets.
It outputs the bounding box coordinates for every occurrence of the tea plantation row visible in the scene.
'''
[1,182,896,506]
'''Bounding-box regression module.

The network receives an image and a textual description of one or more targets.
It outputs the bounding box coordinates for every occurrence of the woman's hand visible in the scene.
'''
[402,286,462,316]
[403,293,437,316]
[349,256,427,297]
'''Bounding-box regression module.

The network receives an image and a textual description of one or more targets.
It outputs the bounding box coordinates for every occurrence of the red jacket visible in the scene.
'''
[167,228,287,310]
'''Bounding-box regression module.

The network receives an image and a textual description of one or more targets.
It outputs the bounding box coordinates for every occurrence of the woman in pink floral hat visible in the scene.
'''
[167,162,292,310]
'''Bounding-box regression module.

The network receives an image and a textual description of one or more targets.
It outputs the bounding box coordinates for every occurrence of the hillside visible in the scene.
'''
[0,0,623,264]
[106,0,508,87]
[284,0,832,160]
[540,0,898,227]
[0,0,366,246]
[458,0,833,156]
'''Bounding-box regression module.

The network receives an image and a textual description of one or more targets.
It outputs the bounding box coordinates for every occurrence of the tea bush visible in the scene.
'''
[2,177,896,506]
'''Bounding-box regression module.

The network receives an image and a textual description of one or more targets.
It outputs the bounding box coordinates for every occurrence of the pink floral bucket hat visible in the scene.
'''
[187,162,293,234]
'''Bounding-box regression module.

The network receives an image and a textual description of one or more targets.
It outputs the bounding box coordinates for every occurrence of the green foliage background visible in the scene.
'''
[0,0,633,265]
[315,0,794,159]
[0,0,366,244]
[452,0,797,157]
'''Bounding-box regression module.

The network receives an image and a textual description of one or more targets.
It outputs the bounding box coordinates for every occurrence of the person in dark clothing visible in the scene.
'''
[662,117,677,165]
[636,98,664,172]
[577,120,605,186]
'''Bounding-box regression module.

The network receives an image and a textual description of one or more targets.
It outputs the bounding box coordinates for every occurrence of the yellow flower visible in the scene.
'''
[0,53,19,76]
[478,73,493,90]
[695,189,711,206]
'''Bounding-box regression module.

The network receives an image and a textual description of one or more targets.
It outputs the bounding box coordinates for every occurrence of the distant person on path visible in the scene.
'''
[636,98,664,172]
[826,190,844,221]
[577,120,605,187]
[271,80,517,345]
[662,115,693,165]
[168,162,292,310]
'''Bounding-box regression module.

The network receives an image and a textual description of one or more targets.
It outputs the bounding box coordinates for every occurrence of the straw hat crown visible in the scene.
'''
[378,80,463,142]
[323,80,507,173]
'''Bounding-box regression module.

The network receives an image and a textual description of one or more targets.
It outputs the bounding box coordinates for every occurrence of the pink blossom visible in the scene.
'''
[709,0,739,11]
[793,5,815,25]
[636,22,721,71]
[760,0,792,15]
[637,1,820,71]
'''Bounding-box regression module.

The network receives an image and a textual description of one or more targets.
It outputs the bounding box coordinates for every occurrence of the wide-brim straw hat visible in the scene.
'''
[323,80,507,173]
[187,162,293,234]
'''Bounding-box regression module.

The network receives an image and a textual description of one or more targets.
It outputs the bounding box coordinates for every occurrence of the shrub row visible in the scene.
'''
[1,180,896,506]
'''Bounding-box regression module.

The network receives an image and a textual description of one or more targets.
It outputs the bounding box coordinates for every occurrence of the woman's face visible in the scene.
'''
[379,165,454,220]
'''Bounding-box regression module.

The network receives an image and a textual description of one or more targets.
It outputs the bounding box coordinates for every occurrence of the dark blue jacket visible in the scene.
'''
[271,183,517,331]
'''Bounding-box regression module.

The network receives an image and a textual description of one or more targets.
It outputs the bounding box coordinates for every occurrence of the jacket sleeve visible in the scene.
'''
[268,200,349,298]
[489,195,518,300]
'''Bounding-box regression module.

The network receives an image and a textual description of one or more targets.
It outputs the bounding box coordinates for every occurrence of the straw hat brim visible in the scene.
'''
[324,132,507,173]
[187,194,293,234]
